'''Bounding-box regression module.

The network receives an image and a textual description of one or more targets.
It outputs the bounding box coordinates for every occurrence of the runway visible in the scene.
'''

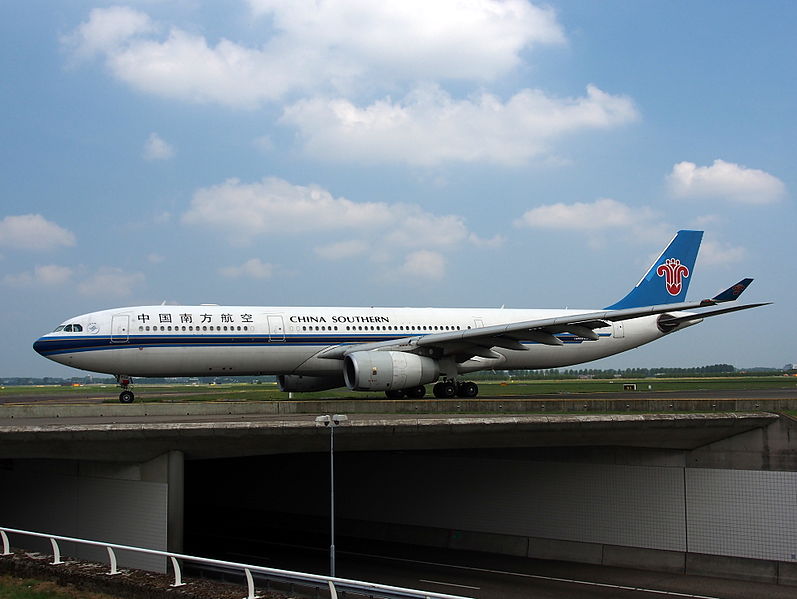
[2,385,796,406]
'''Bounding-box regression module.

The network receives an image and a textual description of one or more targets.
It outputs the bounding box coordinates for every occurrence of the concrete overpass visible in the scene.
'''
[2,396,797,586]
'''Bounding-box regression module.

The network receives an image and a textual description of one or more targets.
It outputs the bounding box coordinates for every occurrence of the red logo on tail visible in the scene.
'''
[656,258,689,296]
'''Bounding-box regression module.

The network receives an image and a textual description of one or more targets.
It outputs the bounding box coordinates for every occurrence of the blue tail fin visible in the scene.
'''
[605,230,703,310]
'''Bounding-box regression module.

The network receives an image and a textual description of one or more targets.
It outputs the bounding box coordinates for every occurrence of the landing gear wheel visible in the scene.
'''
[385,389,407,399]
[458,381,479,398]
[119,390,135,404]
[406,385,426,399]
[433,382,457,399]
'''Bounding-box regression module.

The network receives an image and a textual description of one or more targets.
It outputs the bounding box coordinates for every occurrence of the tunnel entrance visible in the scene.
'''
[184,443,797,585]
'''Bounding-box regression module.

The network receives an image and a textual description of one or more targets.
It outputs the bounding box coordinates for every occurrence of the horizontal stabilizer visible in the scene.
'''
[660,302,771,326]
[711,278,754,302]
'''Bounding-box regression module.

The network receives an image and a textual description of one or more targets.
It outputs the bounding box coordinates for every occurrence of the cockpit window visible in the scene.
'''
[54,325,65,332]
[62,324,83,332]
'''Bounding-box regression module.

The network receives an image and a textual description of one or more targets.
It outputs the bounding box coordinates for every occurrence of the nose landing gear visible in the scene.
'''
[116,375,135,403]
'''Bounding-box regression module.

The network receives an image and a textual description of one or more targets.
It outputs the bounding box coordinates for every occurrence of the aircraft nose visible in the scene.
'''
[33,337,48,356]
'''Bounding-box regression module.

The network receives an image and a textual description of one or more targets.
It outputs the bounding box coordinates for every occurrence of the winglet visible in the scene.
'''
[711,278,754,303]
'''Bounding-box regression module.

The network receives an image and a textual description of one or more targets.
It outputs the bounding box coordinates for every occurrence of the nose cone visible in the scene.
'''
[33,336,49,356]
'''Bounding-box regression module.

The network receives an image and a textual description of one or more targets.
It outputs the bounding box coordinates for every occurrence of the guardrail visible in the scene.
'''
[0,527,471,599]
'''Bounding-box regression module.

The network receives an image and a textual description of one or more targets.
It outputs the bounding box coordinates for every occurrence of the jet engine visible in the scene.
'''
[277,374,345,392]
[343,351,439,391]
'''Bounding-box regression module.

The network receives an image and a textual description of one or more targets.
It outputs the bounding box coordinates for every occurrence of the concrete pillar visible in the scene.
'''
[167,450,184,554]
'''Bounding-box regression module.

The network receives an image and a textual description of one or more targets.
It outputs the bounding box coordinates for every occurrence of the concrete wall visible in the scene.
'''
[0,454,179,572]
[201,439,797,585]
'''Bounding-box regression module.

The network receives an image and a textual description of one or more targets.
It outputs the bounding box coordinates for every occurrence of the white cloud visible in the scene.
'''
[667,159,786,204]
[143,132,175,160]
[219,258,274,279]
[3,265,73,287]
[0,214,76,251]
[247,0,564,82]
[282,84,638,166]
[469,233,505,248]
[400,250,446,280]
[385,212,471,248]
[182,177,489,250]
[63,6,156,60]
[315,240,369,260]
[78,267,145,298]
[65,2,564,108]
[182,177,391,241]
[183,177,498,278]
[698,239,747,267]
[515,198,656,230]
[147,253,165,264]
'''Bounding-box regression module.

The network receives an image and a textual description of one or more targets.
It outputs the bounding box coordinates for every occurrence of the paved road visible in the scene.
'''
[198,538,797,599]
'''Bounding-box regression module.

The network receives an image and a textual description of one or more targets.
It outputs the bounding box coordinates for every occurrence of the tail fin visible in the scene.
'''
[605,230,703,310]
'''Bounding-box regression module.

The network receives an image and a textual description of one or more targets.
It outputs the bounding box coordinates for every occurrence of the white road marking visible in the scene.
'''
[348,551,723,599]
[420,579,481,590]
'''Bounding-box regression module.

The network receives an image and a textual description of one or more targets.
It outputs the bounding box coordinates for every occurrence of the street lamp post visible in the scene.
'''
[315,414,348,578]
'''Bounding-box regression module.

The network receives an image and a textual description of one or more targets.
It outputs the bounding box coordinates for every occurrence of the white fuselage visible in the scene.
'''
[33,304,682,378]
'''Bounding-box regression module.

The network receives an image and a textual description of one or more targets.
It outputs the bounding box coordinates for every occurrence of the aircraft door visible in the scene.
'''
[613,321,625,339]
[267,315,285,342]
[474,318,484,329]
[111,315,130,343]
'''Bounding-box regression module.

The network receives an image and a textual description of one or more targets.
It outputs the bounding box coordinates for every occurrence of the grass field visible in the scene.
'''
[2,376,795,404]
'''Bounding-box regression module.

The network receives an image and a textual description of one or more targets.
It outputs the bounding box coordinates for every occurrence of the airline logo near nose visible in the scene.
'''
[657,258,690,296]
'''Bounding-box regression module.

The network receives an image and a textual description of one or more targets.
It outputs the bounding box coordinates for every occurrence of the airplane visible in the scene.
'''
[33,230,768,403]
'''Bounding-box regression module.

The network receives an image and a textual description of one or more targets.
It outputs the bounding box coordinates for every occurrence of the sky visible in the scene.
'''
[1,0,795,377]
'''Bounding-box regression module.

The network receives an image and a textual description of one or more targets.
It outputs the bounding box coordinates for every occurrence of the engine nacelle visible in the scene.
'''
[343,351,440,391]
[277,374,345,392]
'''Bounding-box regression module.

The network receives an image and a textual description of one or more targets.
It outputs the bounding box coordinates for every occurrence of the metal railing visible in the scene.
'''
[0,527,471,599]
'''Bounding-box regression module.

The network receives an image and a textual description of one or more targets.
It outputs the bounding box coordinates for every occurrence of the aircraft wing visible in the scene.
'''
[317,280,767,361]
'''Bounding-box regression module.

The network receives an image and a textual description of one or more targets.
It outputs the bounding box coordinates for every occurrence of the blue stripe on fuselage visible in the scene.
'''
[33,332,612,357]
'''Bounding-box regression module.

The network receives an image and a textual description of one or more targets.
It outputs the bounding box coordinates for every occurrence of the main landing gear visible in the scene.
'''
[116,375,135,403]
[433,380,479,399]
[383,380,479,400]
